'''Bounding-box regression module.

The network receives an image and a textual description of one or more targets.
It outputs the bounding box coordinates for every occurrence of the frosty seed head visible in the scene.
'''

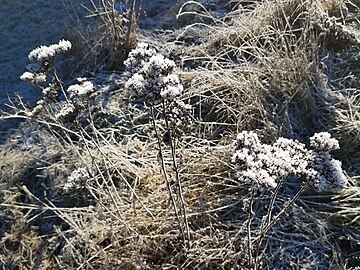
[310,132,340,152]
[55,103,76,121]
[28,39,72,62]
[232,131,348,191]
[125,42,192,132]
[20,72,35,83]
[125,42,184,103]
[67,80,94,98]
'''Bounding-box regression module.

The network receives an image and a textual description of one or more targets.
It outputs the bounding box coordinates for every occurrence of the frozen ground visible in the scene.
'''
[0,0,90,136]
[0,0,227,105]
[0,0,227,134]
[0,0,87,109]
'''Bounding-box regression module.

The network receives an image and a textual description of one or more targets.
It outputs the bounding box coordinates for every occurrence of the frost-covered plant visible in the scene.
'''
[309,132,347,190]
[20,40,95,122]
[232,131,347,191]
[310,131,340,153]
[125,42,191,130]
[233,131,348,268]
[28,39,72,62]
[18,40,74,119]
[20,71,47,84]
[20,39,71,85]
[165,100,193,131]
[124,42,192,245]
[64,168,90,193]
[55,103,77,121]
[125,42,157,75]
[28,100,45,117]
[55,78,95,121]
[125,43,183,104]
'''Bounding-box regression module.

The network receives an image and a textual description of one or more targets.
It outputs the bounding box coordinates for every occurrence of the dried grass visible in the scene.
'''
[1,0,360,269]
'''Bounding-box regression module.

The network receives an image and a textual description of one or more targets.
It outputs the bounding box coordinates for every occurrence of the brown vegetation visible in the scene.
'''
[0,0,359,269]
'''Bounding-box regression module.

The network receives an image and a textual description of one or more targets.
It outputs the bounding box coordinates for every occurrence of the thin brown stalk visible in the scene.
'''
[150,105,186,241]
[126,0,136,48]
[163,102,191,247]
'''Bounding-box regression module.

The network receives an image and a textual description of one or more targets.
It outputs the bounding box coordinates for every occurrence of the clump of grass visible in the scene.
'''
[64,0,138,73]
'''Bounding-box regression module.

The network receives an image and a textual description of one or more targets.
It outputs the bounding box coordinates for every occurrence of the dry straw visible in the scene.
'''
[0,0,359,269]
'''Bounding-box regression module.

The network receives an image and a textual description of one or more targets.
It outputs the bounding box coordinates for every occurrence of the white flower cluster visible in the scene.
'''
[56,79,94,121]
[20,39,72,85]
[125,42,192,130]
[28,39,72,62]
[310,132,340,152]
[20,71,47,84]
[63,168,89,192]
[124,42,183,103]
[232,131,347,191]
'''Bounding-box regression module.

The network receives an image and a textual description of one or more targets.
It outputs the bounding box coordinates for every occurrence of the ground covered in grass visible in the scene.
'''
[1,0,360,269]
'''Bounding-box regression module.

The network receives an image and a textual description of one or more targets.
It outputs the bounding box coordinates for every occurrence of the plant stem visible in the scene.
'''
[126,0,136,48]
[110,0,119,41]
[253,184,309,268]
[254,180,283,266]
[260,185,308,239]
[247,189,255,269]
[150,105,185,241]
[163,102,191,247]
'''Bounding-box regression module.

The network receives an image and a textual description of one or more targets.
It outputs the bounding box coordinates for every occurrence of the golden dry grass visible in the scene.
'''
[0,0,359,269]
